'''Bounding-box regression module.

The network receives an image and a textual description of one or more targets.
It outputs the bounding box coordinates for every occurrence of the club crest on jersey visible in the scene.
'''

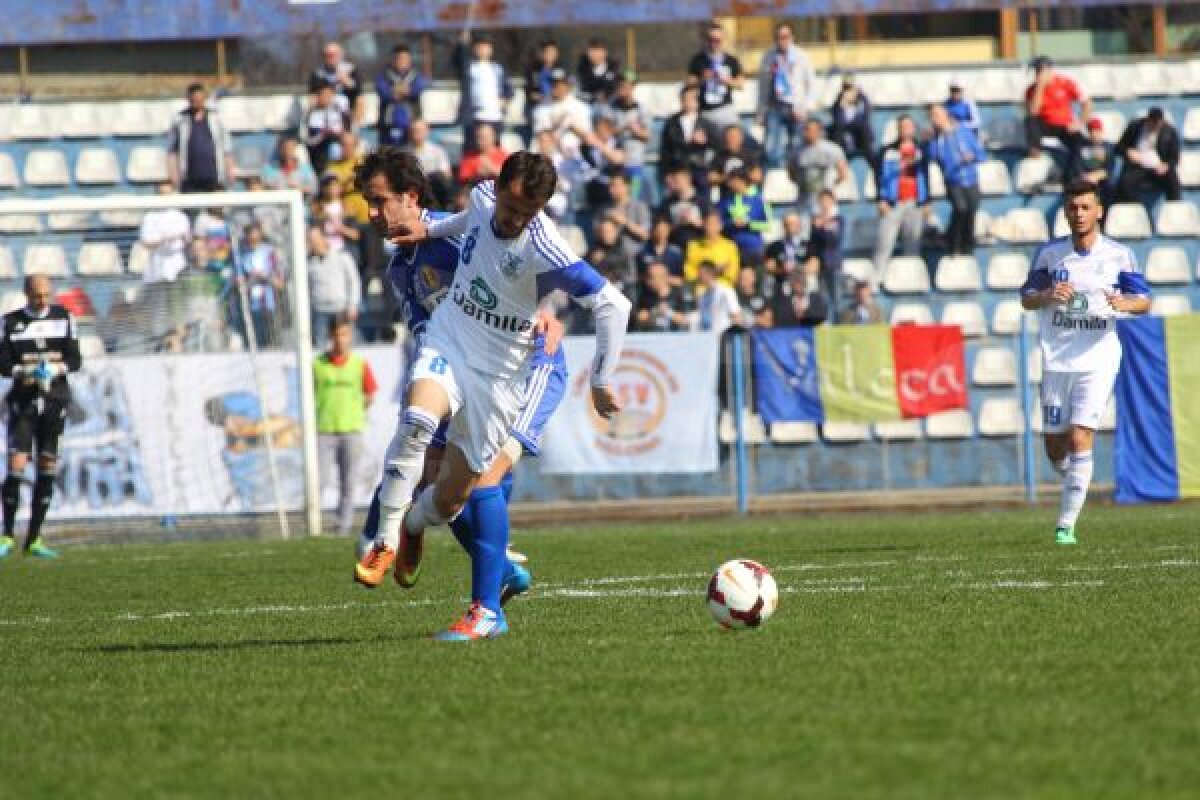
[419,265,441,292]
[500,250,522,280]
[468,277,498,310]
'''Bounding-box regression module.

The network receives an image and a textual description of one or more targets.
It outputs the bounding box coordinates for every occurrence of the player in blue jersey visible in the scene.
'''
[1020,179,1151,544]
[353,147,569,613]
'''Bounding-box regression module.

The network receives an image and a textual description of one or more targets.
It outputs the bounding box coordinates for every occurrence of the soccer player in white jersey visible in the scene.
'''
[1020,179,1151,544]
[357,152,631,639]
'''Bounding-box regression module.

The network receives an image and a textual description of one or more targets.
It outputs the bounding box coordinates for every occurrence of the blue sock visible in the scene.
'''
[448,499,476,559]
[361,484,381,540]
[466,486,510,612]
[499,471,514,504]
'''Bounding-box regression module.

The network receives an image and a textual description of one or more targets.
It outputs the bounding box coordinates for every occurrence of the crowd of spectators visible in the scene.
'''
[143,25,1184,352]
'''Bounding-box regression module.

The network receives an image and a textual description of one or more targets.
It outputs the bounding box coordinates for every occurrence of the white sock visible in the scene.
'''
[377,408,439,550]
[1057,450,1093,529]
[404,485,455,536]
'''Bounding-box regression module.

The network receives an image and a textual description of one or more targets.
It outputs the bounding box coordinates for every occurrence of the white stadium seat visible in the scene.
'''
[0,292,26,314]
[126,146,169,183]
[1105,203,1153,239]
[925,409,974,439]
[927,162,946,198]
[861,169,876,200]
[834,173,859,203]
[0,152,18,189]
[218,96,259,133]
[1144,247,1192,285]
[718,411,766,445]
[48,212,91,231]
[934,255,982,292]
[974,210,994,244]
[1154,201,1200,237]
[991,300,1037,335]
[880,117,899,147]
[882,256,931,294]
[1185,108,1200,143]
[733,80,759,115]
[1089,110,1126,145]
[999,208,1050,243]
[1181,151,1200,188]
[0,246,15,278]
[359,92,380,128]
[872,73,913,108]
[941,301,987,338]
[501,131,526,153]
[0,214,42,234]
[23,149,70,187]
[1014,155,1055,194]
[977,160,1013,196]
[987,253,1030,290]
[421,88,460,126]
[77,242,123,276]
[890,303,934,326]
[1076,64,1115,100]
[978,397,1029,436]
[762,169,797,205]
[1152,294,1193,317]
[1028,349,1043,384]
[769,421,817,445]
[821,422,871,443]
[98,197,144,229]
[261,94,299,131]
[56,102,105,138]
[23,244,68,277]
[6,104,52,140]
[127,241,149,274]
[874,419,921,441]
[1052,208,1070,238]
[842,258,875,284]
[1130,62,1170,97]
[972,347,1017,387]
[110,100,163,137]
[974,68,1020,104]
[505,89,527,127]
[78,335,106,359]
[75,147,121,185]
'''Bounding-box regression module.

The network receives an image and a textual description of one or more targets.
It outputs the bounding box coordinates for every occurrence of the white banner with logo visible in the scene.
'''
[537,332,720,474]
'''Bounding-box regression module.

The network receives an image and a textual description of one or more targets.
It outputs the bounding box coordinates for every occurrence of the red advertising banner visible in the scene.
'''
[890,324,968,419]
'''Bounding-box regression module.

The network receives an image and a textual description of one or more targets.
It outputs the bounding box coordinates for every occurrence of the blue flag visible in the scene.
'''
[752,329,822,424]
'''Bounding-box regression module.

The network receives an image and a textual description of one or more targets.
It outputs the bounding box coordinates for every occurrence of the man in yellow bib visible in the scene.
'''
[313,316,378,535]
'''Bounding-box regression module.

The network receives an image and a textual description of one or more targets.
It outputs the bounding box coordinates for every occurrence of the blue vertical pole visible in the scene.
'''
[731,331,749,515]
[1017,313,1038,504]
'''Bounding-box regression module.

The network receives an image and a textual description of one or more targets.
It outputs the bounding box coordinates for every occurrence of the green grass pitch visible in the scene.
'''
[2,504,1199,799]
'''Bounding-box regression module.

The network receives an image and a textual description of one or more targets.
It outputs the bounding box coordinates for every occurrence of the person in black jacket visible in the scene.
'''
[1114,108,1181,204]
[0,275,82,559]
[576,39,620,104]
[659,85,719,189]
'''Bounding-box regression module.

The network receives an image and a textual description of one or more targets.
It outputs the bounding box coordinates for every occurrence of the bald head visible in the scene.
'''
[24,274,52,312]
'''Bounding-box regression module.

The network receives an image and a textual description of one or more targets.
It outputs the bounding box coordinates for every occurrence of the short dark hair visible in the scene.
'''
[354,146,434,207]
[604,165,627,182]
[329,314,353,336]
[392,44,411,55]
[1064,178,1101,203]
[1146,107,1165,123]
[497,151,558,206]
[186,82,205,95]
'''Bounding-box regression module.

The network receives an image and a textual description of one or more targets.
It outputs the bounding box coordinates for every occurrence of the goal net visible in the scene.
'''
[0,190,321,543]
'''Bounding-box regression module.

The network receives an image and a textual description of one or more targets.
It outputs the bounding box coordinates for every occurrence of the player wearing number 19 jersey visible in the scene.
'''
[1021,179,1151,544]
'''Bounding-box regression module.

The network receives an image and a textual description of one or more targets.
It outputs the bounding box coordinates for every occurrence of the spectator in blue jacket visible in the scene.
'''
[874,115,931,282]
[454,32,512,141]
[943,82,982,135]
[375,44,427,147]
[806,188,844,310]
[925,103,986,255]
[718,169,772,267]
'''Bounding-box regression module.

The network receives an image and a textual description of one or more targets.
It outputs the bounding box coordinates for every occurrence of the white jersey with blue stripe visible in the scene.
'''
[1021,234,1150,372]
[424,181,610,381]
[385,209,462,339]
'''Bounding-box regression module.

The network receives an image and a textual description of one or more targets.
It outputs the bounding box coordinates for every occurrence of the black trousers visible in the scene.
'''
[1025,117,1088,176]
[1116,164,1182,204]
[946,184,980,255]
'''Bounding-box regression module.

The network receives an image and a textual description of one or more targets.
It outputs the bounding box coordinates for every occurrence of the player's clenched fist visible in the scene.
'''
[591,386,621,419]
[1050,282,1075,304]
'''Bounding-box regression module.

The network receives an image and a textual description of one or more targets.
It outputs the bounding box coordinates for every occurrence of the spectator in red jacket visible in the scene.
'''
[457,123,508,186]
[1024,56,1091,177]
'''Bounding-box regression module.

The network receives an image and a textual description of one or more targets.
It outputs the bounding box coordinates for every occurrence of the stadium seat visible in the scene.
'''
[126,146,169,183]
[925,409,974,439]
[98,199,145,229]
[997,208,1050,243]
[1154,201,1200,237]
[986,252,1030,290]
[260,94,299,131]
[23,149,70,187]
[1014,154,1055,194]
[763,215,784,244]
[882,256,930,294]
[421,89,460,126]
[1076,64,1115,100]
[874,419,921,440]
[1028,349,1043,384]
[1104,203,1153,239]
[1130,62,1170,97]
[861,169,876,200]
[1152,294,1193,317]
[934,255,982,292]
[110,100,163,137]
[78,334,106,359]
[1181,151,1200,188]
[0,214,42,234]
[505,90,527,127]
[834,173,859,203]
[880,117,899,147]
[821,422,871,443]
[1052,208,1070,238]
[983,116,1025,150]
[75,147,121,185]
[718,411,766,445]
[0,292,25,314]
[977,160,1013,196]
[6,104,52,140]
[927,162,946,198]
[0,152,18,189]
[359,92,380,128]
[0,246,15,279]
[1089,110,1126,144]
[501,131,527,153]
[972,347,1017,387]
[977,397,1028,436]
[769,421,817,445]
[991,300,1036,335]
[974,210,994,244]
[22,244,68,277]
[872,73,912,108]
[846,216,879,253]
[1144,247,1193,285]
[48,212,92,231]
[56,102,104,139]
[842,258,874,284]
[1185,108,1200,143]
[762,169,797,205]
[127,241,149,274]
[733,80,759,115]
[218,95,259,133]
[890,303,933,326]
[940,301,987,337]
[77,242,123,276]
[974,68,1021,104]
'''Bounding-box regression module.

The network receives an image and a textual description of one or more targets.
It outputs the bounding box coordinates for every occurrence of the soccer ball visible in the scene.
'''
[706,559,779,629]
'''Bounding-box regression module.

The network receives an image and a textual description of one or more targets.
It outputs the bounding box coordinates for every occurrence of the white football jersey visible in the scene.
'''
[1022,234,1148,372]
[424,181,607,380]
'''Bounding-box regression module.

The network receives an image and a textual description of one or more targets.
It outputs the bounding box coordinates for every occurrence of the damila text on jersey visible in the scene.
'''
[452,277,534,334]
[1052,311,1109,331]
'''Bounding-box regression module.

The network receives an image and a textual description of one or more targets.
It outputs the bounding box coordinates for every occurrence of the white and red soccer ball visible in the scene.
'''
[706,559,779,629]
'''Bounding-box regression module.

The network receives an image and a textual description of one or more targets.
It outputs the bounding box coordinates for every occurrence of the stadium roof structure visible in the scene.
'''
[0,0,1172,45]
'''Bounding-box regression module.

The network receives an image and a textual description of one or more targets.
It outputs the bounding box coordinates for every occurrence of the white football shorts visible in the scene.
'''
[409,334,524,473]
[1040,369,1117,434]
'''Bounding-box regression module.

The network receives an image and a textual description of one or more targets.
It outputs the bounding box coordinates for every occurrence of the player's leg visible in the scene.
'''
[25,399,67,558]
[0,419,29,558]
[462,438,530,606]
[1054,370,1114,544]
[1040,371,1073,476]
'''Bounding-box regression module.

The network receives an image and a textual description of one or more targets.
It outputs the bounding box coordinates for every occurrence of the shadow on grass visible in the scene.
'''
[86,633,430,654]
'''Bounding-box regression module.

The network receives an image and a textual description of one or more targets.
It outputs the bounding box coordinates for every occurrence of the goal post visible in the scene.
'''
[0,189,322,539]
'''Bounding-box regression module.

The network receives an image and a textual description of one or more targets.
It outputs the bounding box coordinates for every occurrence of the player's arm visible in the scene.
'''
[1107,263,1152,315]
[1020,253,1072,310]
[0,318,14,378]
